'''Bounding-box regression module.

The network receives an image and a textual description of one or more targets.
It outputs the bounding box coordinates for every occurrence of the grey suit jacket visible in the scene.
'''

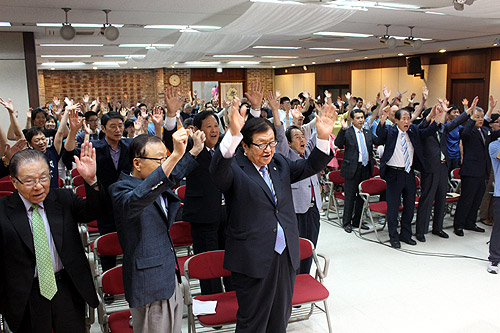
[109,154,196,308]
[275,125,322,214]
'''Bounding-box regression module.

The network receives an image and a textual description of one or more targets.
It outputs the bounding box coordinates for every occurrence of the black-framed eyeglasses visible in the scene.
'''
[14,175,50,187]
[137,156,167,164]
[250,140,278,150]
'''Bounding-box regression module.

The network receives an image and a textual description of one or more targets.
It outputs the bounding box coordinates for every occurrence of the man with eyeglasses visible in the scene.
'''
[109,131,200,332]
[75,111,100,147]
[210,100,335,332]
[0,143,105,332]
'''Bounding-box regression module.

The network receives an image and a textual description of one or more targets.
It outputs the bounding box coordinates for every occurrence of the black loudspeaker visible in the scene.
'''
[406,56,423,76]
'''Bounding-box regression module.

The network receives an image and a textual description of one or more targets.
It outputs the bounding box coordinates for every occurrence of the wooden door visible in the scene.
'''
[450,78,486,108]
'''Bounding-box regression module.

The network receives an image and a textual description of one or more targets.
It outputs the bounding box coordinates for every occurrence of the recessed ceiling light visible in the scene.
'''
[364,56,368,59]
[272,65,276,68]
[93,66,98,70]
[40,44,103,47]
[227,61,260,65]
[261,56,298,59]
[309,47,352,51]
[213,55,254,58]
[253,46,301,49]
[313,32,372,38]
[37,23,124,28]
[398,53,404,56]
[291,64,295,66]
[0,22,11,27]
[41,55,91,58]
[439,49,446,53]
[335,59,341,62]
[312,61,316,64]
[133,66,138,69]
[41,62,86,67]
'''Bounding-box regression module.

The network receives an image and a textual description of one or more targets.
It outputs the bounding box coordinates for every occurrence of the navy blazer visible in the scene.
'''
[0,184,104,331]
[376,121,438,179]
[335,126,381,179]
[459,119,500,179]
[209,144,332,279]
[109,154,196,308]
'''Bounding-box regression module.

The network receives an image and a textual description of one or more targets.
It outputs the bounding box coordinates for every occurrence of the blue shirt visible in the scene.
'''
[489,138,500,197]
[447,123,462,159]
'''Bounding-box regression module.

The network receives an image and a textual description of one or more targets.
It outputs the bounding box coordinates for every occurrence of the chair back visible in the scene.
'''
[0,181,16,192]
[359,178,386,195]
[101,265,124,295]
[175,185,186,201]
[327,170,345,185]
[72,175,85,187]
[335,150,344,159]
[185,250,231,280]
[170,221,193,247]
[451,168,460,180]
[95,232,123,256]
[71,168,80,178]
[299,238,314,260]
[75,184,86,198]
[0,191,12,197]
[372,165,380,177]
[415,176,420,190]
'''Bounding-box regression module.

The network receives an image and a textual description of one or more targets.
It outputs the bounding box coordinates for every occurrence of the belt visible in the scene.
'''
[34,270,65,283]
[388,165,405,171]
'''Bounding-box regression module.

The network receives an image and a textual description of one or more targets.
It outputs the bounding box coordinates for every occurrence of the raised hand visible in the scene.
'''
[165,86,183,117]
[229,99,246,136]
[4,139,27,162]
[189,130,206,156]
[68,108,84,132]
[0,97,14,113]
[408,92,416,104]
[340,116,348,130]
[462,98,469,108]
[134,115,143,132]
[267,90,280,114]
[345,92,351,100]
[74,141,97,184]
[316,103,337,140]
[82,94,90,104]
[172,127,188,157]
[383,85,391,100]
[489,95,497,111]
[275,89,281,99]
[151,106,164,127]
[244,81,264,109]
[83,120,91,135]
[466,96,478,115]
[437,98,452,114]
[291,105,303,122]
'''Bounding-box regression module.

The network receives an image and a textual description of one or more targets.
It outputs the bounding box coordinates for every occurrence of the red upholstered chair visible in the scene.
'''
[335,149,344,159]
[358,177,403,242]
[175,185,186,201]
[58,177,64,188]
[75,184,86,198]
[0,181,15,192]
[450,168,461,193]
[326,170,345,226]
[184,250,235,333]
[0,190,13,197]
[98,265,132,333]
[71,168,80,178]
[72,175,85,187]
[94,232,123,257]
[170,221,194,277]
[87,220,99,234]
[291,238,332,332]
[372,165,380,177]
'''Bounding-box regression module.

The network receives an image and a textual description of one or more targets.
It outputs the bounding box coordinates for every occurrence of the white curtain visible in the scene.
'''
[130,2,355,66]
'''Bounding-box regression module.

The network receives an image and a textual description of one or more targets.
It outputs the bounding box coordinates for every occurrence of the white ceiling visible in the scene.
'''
[0,0,499,70]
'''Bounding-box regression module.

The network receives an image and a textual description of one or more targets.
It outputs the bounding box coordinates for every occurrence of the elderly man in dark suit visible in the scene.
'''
[0,143,104,332]
[335,109,381,233]
[210,100,335,332]
[415,101,473,242]
[376,107,440,248]
[109,130,200,332]
[453,99,500,236]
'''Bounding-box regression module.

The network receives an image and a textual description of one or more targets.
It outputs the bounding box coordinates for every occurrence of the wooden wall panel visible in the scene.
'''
[191,68,245,81]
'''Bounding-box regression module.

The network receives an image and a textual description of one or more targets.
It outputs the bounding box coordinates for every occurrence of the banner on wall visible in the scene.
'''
[220,82,243,101]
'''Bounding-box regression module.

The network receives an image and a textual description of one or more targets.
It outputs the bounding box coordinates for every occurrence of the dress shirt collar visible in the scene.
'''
[18,192,44,211]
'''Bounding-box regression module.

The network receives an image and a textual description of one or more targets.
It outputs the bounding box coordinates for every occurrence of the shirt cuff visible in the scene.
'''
[316,138,330,155]
[485,115,492,122]
[165,117,177,131]
[250,108,261,118]
[220,132,243,159]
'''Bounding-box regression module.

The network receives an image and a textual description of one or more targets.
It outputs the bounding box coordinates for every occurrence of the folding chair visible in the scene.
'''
[175,185,186,201]
[72,175,85,187]
[291,238,332,332]
[450,168,461,193]
[75,184,86,198]
[183,250,236,333]
[97,265,132,333]
[170,221,194,276]
[359,177,403,242]
[325,170,345,225]
[372,165,380,177]
[71,168,80,178]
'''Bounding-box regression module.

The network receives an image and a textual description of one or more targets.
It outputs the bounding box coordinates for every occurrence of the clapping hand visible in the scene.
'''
[316,103,337,140]
[74,141,97,185]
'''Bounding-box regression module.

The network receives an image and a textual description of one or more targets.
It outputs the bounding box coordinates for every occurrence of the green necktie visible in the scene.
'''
[436,132,446,162]
[31,204,58,300]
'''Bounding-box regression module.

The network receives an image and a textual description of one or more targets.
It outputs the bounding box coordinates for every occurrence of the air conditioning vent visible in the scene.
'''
[44,27,100,37]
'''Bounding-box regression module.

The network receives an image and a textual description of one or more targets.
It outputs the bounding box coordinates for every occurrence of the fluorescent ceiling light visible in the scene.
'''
[41,55,91,58]
[119,44,150,48]
[227,61,261,65]
[325,1,419,10]
[314,31,372,38]
[103,55,146,58]
[253,46,301,49]
[37,23,123,28]
[152,44,174,47]
[377,2,419,9]
[251,0,304,5]
[0,22,11,27]
[145,25,220,30]
[213,55,254,58]
[262,56,298,59]
[184,61,221,65]
[41,62,85,67]
[309,47,352,51]
[180,27,200,33]
[425,11,446,15]
[40,44,103,47]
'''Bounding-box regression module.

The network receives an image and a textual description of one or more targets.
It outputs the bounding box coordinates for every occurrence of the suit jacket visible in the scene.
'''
[419,111,470,173]
[459,119,500,179]
[275,125,322,214]
[109,154,197,308]
[209,144,332,279]
[163,128,226,225]
[334,126,380,179]
[376,121,438,179]
[0,183,104,331]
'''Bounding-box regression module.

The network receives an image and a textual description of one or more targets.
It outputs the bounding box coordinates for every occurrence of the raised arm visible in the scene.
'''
[64,108,84,153]
[53,104,71,154]
[0,98,25,140]
[411,86,428,122]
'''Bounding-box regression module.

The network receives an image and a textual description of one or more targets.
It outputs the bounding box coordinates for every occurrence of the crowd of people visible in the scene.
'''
[0,81,499,332]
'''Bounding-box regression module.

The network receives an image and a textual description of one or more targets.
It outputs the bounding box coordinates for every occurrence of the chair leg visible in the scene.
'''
[323,300,333,333]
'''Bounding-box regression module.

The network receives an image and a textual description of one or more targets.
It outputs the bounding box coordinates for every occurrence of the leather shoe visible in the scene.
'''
[353,224,369,230]
[390,240,401,249]
[464,225,485,233]
[400,238,417,246]
[432,230,449,239]
[343,224,352,233]
[416,234,426,242]
[454,229,464,237]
